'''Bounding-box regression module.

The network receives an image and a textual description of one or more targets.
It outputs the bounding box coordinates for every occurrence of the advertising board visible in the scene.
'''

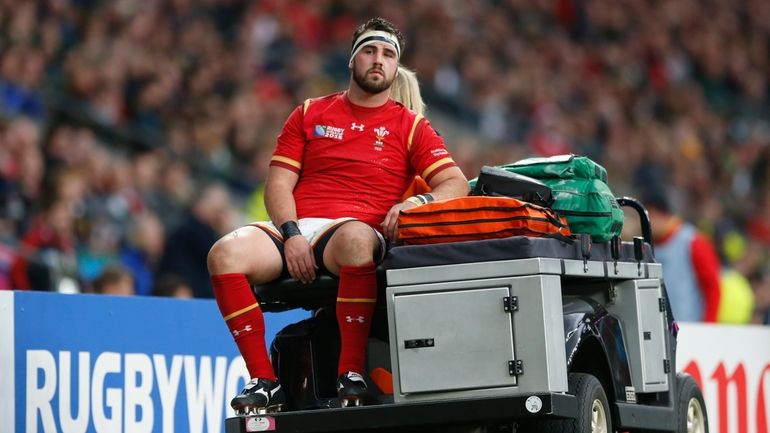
[0,291,308,433]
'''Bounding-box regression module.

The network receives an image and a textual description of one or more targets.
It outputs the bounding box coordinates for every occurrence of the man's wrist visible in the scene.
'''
[406,193,435,206]
[405,196,423,206]
[417,193,435,203]
[279,220,302,240]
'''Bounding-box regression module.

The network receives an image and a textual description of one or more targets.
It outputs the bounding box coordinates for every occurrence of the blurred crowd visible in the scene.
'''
[0,0,768,323]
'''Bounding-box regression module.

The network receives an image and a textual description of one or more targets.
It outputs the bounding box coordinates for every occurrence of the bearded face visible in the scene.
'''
[352,65,397,94]
[349,41,398,95]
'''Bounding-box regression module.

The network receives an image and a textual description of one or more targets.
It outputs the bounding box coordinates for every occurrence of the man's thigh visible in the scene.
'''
[320,221,385,275]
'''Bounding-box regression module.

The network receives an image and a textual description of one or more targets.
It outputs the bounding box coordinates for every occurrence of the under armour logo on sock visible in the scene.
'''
[232,325,253,337]
[351,123,364,131]
[345,315,366,323]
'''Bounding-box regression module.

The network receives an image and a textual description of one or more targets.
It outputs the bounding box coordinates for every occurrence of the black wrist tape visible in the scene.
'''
[279,220,302,240]
[418,193,435,203]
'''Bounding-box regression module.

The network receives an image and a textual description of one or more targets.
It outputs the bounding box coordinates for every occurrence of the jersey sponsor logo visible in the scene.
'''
[314,124,345,140]
[351,123,365,131]
[430,148,449,157]
[373,126,390,151]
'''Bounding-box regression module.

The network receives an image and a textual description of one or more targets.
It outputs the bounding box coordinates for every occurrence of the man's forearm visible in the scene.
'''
[265,182,298,226]
[264,165,302,227]
[423,167,469,201]
[426,178,470,201]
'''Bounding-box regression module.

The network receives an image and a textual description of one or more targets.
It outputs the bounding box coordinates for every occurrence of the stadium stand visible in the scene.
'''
[0,0,768,324]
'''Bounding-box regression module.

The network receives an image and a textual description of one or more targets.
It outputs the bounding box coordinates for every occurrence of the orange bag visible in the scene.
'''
[397,196,572,245]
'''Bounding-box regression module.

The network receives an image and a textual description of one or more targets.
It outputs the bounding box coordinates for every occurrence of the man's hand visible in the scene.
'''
[381,199,420,241]
[284,236,317,284]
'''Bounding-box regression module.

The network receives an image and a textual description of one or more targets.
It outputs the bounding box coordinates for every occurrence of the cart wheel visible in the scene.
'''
[634,373,709,433]
[675,373,708,433]
[518,373,611,433]
[569,373,611,433]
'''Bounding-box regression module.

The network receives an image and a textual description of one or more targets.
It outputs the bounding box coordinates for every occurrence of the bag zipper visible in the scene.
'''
[555,209,612,217]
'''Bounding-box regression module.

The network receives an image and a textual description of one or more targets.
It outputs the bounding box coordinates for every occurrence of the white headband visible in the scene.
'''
[349,30,401,67]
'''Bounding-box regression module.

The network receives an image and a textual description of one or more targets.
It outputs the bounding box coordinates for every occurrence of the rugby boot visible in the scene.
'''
[231,378,285,415]
[337,371,368,407]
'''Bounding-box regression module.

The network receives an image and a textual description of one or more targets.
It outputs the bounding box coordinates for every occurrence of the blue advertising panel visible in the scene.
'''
[0,291,309,433]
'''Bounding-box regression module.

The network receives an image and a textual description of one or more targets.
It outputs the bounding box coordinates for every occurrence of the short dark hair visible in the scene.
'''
[352,17,405,54]
[641,187,671,213]
[153,274,190,297]
[92,266,132,294]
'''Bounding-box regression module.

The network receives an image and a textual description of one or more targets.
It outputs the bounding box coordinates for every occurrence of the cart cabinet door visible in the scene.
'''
[608,279,669,393]
[393,286,515,394]
[637,283,668,386]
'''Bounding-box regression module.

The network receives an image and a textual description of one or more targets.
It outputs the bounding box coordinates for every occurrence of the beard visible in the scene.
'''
[352,67,395,94]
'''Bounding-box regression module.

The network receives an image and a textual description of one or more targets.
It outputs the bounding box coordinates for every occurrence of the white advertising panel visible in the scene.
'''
[677,323,770,433]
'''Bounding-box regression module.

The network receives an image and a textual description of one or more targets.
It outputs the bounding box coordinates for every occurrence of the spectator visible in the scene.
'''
[76,215,121,284]
[92,265,134,296]
[0,46,45,121]
[158,183,235,298]
[10,195,78,292]
[716,233,758,324]
[152,274,194,299]
[0,117,44,226]
[0,191,18,290]
[154,159,195,231]
[718,269,755,324]
[119,211,165,296]
[741,243,770,325]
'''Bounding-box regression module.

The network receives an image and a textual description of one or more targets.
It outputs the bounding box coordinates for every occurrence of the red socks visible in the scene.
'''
[211,273,275,381]
[336,263,377,375]
[213,264,377,379]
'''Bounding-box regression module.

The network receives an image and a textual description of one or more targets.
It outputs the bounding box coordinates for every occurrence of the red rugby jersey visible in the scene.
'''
[270,92,456,227]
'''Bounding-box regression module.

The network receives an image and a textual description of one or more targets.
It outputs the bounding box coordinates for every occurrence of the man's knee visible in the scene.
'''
[207,226,282,280]
[207,233,244,274]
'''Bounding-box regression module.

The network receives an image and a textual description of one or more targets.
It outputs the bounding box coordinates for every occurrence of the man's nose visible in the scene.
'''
[373,50,385,65]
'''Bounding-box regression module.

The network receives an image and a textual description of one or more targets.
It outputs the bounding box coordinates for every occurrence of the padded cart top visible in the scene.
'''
[383,235,654,269]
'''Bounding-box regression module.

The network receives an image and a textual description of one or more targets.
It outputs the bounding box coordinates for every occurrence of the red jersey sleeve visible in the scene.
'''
[690,233,722,322]
[408,117,457,183]
[270,105,306,173]
[10,254,31,290]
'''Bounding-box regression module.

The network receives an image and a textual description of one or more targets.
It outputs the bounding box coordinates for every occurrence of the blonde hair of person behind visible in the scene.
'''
[391,65,425,115]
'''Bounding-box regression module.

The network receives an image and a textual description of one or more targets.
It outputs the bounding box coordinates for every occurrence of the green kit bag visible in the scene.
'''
[502,154,608,183]
[499,155,623,242]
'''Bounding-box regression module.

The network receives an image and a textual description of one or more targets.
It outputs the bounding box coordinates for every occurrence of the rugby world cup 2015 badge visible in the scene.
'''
[314,124,345,140]
[373,126,389,151]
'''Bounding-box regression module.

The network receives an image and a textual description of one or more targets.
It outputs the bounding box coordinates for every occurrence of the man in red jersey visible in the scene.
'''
[207,17,468,413]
